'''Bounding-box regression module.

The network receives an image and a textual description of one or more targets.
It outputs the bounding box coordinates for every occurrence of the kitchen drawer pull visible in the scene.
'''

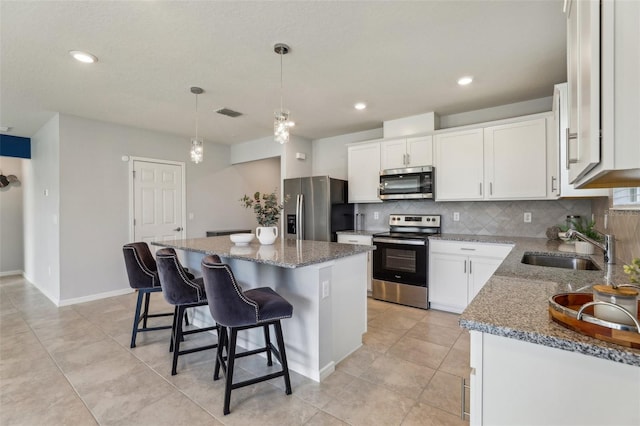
[461,378,470,420]
[551,176,557,192]
[460,248,476,251]
[463,260,467,274]
[469,259,472,274]
[565,128,578,169]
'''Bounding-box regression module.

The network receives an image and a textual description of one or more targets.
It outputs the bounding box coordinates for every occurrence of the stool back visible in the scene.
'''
[123,242,159,289]
[156,248,204,306]
[201,255,259,327]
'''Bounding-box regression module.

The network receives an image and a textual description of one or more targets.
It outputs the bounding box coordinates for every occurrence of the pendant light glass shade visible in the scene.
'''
[274,110,290,144]
[274,43,291,144]
[190,137,203,163]
[190,86,204,164]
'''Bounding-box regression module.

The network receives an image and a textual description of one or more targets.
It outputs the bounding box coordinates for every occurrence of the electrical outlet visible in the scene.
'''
[453,212,460,222]
[524,212,532,223]
[322,280,330,299]
[373,211,380,220]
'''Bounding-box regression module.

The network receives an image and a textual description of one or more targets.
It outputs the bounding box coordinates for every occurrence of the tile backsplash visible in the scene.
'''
[591,197,640,264]
[356,199,593,238]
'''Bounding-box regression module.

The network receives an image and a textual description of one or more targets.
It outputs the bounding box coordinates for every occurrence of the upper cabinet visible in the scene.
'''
[565,0,640,188]
[380,136,433,170]
[434,115,553,201]
[347,141,383,203]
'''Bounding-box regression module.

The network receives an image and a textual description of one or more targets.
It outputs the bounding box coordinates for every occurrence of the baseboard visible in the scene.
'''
[0,270,24,277]
[58,287,134,307]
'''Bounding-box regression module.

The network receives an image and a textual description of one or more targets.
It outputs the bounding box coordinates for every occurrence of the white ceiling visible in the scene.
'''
[0,1,567,145]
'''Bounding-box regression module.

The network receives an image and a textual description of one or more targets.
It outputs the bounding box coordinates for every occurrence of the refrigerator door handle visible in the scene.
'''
[298,193,304,240]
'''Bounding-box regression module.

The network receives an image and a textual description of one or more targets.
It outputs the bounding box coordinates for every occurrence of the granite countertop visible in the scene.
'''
[152,236,374,269]
[433,234,640,367]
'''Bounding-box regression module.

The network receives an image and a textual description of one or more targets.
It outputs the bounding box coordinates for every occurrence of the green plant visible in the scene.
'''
[623,258,640,283]
[240,191,288,227]
[570,218,603,242]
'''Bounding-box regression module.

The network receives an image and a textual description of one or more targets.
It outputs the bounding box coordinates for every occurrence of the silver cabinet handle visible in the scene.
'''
[479,183,482,196]
[461,377,470,420]
[464,260,467,274]
[489,182,493,196]
[551,176,557,192]
[173,227,183,232]
[565,128,578,170]
[469,259,472,274]
[406,153,410,165]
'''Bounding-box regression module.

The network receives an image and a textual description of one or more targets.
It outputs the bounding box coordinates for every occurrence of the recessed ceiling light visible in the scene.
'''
[69,50,98,63]
[457,76,473,86]
[354,102,367,110]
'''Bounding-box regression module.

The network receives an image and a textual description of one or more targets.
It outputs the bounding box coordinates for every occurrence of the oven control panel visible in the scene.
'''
[389,214,440,228]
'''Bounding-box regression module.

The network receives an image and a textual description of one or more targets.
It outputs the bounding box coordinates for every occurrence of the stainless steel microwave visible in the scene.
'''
[379,166,434,200]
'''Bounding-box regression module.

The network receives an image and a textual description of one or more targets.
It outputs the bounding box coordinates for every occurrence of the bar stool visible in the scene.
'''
[201,254,293,415]
[123,242,175,348]
[156,248,218,375]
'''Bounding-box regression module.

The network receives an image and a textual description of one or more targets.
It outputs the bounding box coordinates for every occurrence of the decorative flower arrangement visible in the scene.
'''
[623,258,640,284]
[240,191,288,227]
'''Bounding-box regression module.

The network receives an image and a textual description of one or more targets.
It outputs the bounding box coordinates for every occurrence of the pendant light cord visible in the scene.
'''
[195,93,199,139]
[279,51,284,113]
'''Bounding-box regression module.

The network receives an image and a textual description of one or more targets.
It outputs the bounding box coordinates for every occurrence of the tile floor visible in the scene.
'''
[0,275,470,425]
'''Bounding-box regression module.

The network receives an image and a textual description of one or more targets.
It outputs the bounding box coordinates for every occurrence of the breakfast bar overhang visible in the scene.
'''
[152,236,374,382]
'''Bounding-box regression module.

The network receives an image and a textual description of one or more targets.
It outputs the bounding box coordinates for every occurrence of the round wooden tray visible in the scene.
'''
[549,293,640,349]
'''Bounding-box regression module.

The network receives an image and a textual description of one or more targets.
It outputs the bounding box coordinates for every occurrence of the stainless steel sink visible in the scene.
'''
[521,253,600,270]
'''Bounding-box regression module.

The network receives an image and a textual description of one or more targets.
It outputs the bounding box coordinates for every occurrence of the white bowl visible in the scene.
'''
[230,233,254,245]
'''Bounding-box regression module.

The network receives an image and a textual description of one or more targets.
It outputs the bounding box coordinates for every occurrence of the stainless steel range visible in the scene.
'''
[372,214,441,309]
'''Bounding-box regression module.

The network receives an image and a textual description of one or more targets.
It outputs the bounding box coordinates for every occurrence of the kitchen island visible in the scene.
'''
[152,236,375,382]
[444,235,640,425]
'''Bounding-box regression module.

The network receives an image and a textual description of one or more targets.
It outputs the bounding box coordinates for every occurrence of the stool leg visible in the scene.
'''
[274,321,292,395]
[214,326,227,381]
[170,305,179,353]
[263,325,273,366]
[130,290,145,348]
[171,305,185,376]
[142,291,152,328]
[184,309,190,326]
[223,328,238,415]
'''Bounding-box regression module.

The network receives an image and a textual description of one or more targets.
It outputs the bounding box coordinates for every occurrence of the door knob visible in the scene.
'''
[173,227,183,232]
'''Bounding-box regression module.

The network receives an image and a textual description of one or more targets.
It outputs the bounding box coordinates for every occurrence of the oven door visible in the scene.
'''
[372,238,427,287]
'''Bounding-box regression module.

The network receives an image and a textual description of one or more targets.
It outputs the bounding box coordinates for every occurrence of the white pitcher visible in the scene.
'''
[256,226,278,245]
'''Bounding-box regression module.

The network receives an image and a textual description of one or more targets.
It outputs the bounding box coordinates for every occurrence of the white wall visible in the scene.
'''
[24,114,276,304]
[439,97,553,129]
[23,115,61,302]
[230,134,312,180]
[0,156,25,274]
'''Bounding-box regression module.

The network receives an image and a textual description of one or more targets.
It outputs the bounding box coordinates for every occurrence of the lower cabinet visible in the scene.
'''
[429,240,512,313]
[470,331,640,425]
[337,233,373,292]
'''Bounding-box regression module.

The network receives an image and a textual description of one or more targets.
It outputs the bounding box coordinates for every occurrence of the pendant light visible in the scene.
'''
[190,86,204,164]
[274,43,291,144]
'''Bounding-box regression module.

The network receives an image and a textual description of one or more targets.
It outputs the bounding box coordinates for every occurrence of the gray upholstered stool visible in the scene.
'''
[156,248,218,375]
[201,254,293,415]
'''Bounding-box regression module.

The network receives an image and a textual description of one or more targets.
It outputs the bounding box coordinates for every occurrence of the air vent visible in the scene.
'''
[216,108,243,118]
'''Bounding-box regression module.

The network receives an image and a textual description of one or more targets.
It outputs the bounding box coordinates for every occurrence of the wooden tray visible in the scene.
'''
[549,293,640,349]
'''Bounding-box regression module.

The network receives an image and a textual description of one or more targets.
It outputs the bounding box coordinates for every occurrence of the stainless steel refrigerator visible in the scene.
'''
[283,176,354,242]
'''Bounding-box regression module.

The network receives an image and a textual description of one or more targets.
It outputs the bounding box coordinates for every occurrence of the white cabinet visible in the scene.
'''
[483,118,548,199]
[434,129,485,201]
[429,241,512,313]
[551,83,609,197]
[470,331,640,425]
[380,136,433,170]
[337,233,373,292]
[434,116,551,202]
[565,0,640,188]
[347,141,382,203]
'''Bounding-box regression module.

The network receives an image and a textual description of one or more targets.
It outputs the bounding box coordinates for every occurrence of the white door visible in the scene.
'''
[132,159,186,248]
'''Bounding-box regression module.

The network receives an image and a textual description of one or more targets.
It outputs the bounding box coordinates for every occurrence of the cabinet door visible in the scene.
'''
[434,129,484,201]
[428,252,468,314]
[347,142,382,203]
[568,0,601,182]
[338,234,373,292]
[484,118,547,199]
[467,256,502,303]
[407,136,433,167]
[380,139,407,170]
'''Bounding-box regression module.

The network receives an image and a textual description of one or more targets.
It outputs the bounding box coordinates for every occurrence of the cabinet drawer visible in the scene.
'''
[430,240,513,259]
[338,234,373,245]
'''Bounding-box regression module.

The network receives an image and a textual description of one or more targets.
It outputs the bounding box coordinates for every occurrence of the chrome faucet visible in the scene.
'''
[565,229,616,265]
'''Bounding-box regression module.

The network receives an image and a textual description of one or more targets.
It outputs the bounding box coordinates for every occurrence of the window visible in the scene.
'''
[612,187,640,209]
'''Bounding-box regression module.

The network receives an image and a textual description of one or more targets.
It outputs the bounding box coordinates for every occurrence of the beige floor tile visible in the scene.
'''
[402,401,468,426]
[368,310,420,332]
[0,311,31,336]
[362,324,403,353]
[421,309,462,329]
[419,370,464,416]
[50,337,131,373]
[406,322,463,348]
[322,376,416,426]
[359,353,436,400]
[304,411,348,425]
[334,345,380,377]
[115,391,220,426]
[453,330,470,353]
[438,348,471,380]
[38,325,108,354]
[388,336,450,370]
[281,369,357,409]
